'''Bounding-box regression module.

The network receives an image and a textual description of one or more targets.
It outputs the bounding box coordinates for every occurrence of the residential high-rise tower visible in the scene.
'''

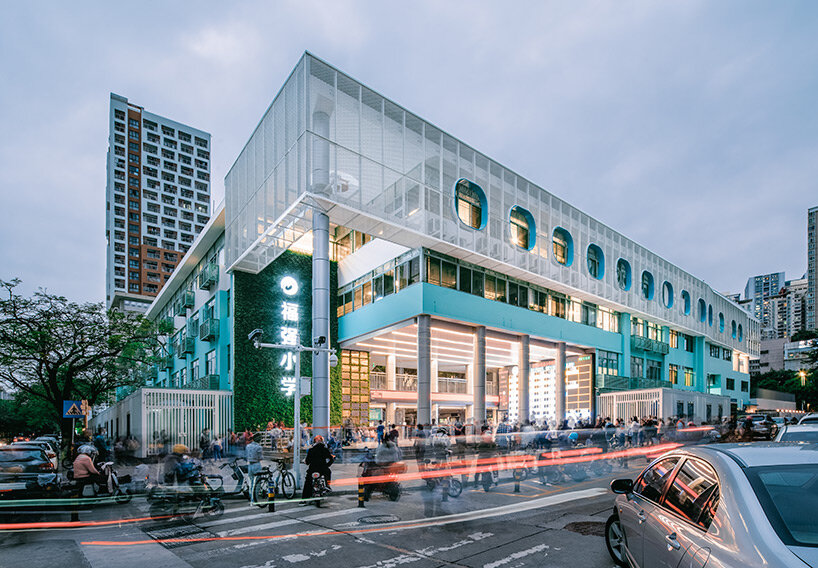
[744,271,785,337]
[808,206,817,330]
[105,93,212,312]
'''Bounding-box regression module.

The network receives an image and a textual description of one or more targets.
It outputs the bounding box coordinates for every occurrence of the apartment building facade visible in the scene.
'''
[105,93,212,312]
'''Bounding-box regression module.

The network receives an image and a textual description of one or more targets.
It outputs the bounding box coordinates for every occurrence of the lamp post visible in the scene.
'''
[800,370,807,387]
[248,330,337,489]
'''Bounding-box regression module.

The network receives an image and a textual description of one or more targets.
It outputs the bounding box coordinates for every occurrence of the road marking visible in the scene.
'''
[483,544,549,568]
[217,507,362,537]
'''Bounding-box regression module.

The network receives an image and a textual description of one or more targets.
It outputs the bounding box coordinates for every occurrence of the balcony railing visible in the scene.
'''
[181,289,195,309]
[596,374,673,391]
[199,318,219,342]
[631,335,670,355]
[368,372,466,393]
[198,263,219,290]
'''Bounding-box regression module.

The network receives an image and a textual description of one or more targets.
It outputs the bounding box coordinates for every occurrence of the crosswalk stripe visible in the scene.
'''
[216,507,362,537]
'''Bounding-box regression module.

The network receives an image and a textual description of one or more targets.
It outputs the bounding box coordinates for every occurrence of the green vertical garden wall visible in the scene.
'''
[233,250,341,430]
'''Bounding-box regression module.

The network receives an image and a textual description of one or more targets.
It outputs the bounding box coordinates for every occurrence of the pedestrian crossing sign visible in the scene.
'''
[63,400,85,418]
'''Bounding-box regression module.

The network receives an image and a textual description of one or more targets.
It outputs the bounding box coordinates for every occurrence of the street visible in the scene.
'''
[0,464,643,568]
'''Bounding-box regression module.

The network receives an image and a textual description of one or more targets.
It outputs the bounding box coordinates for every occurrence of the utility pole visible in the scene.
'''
[248,330,337,489]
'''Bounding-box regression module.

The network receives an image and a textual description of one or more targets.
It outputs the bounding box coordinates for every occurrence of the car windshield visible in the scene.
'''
[780,432,818,443]
[0,449,43,462]
[747,465,818,547]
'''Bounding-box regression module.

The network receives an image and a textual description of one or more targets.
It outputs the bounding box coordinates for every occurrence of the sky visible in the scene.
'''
[1,1,817,304]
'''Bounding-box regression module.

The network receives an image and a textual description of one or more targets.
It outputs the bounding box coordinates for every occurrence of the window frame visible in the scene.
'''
[658,457,721,532]
[454,179,487,230]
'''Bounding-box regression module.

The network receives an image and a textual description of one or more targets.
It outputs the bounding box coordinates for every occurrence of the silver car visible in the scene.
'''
[605,443,818,567]
[775,425,818,443]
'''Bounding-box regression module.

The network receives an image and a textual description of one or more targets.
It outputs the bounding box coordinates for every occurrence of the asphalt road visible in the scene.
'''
[0,462,646,568]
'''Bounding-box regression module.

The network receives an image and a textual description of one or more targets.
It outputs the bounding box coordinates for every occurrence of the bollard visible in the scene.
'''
[358,481,365,508]
[268,489,276,512]
[514,479,520,493]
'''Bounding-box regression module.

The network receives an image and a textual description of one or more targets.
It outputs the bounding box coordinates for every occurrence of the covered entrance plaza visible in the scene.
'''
[340,316,595,427]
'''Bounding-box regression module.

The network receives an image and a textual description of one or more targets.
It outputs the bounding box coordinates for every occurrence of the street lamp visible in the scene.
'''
[800,370,807,387]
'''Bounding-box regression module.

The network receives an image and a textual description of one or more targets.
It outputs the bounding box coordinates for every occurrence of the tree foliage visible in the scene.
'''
[752,368,818,410]
[0,279,163,434]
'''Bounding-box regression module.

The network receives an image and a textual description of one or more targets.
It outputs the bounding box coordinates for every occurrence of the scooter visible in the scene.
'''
[148,464,224,520]
[63,461,133,503]
[359,452,405,502]
[308,471,331,507]
[219,458,251,498]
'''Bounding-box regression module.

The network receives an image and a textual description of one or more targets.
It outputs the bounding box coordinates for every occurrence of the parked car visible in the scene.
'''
[12,441,58,469]
[34,436,60,454]
[605,443,818,567]
[0,446,55,499]
[775,424,818,443]
[799,413,818,425]
[743,414,778,439]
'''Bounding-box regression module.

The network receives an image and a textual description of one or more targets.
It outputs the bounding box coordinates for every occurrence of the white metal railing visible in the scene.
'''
[144,388,233,456]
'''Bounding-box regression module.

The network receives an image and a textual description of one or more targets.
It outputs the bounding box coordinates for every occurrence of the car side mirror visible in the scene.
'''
[610,478,634,494]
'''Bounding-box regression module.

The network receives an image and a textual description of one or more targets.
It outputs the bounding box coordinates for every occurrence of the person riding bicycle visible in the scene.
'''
[73,444,106,494]
[302,435,334,499]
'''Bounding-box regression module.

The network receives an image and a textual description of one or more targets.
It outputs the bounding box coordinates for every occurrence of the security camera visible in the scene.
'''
[314,336,327,347]
[248,329,264,347]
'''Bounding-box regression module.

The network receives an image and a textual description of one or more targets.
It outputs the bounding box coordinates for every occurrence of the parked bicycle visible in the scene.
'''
[250,459,296,507]
[219,457,251,498]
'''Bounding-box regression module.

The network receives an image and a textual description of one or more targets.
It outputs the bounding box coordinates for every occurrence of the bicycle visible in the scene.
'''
[270,458,297,500]
[251,465,277,508]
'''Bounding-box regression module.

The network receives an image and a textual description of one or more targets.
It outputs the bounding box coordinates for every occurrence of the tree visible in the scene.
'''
[0,279,163,439]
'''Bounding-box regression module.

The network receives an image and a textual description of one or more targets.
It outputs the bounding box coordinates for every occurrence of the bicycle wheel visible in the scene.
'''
[447,478,463,498]
[253,476,273,508]
[280,471,296,500]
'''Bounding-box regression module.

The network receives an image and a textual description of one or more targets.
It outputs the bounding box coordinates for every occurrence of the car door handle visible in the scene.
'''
[637,511,646,524]
[665,532,681,550]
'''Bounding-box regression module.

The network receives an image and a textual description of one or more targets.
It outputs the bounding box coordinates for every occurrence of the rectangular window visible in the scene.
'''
[581,303,596,327]
[471,270,483,297]
[741,380,749,392]
[684,367,694,387]
[646,359,662,380]
[684,334,695,353]
[722,348,732,361]
[383,270,394,296]
[597,351,619,376]
[669,364,679,384]
[709,344,720,358]
[669,330,679,349]
[441,261,457,289]
[458,266,471,294]
[630,356,644,378]
[550,295,566,319]
[484,275,496,301]
[205,349,217,375]
[427,257,441,286]
[408,257,420,285]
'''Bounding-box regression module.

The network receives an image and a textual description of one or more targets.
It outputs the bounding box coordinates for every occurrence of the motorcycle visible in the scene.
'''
[64,461,133,503]
[308,471,331,507]
[148,464,224,520]
[359,453,405,502]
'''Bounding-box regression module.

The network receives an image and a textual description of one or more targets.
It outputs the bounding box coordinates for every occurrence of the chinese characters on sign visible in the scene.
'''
[279,277,300,396]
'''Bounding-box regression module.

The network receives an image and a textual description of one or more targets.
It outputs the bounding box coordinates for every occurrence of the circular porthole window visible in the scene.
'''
[698,299,706,323]
[718,312,725,333]
[641,271,655,301]
[587,244,604,280]
[731,320,737,339]
[681,291,691,315]
[708,305,713,327]
[616,259,632,291]
[738,324,743,342]
[662,281,673,309]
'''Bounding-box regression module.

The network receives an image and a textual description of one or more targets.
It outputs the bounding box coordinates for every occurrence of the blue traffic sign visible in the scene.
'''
[63,400,85,418]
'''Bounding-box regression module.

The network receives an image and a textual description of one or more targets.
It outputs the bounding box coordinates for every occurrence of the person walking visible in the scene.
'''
[199,428,211,459]
[245,433,263,503]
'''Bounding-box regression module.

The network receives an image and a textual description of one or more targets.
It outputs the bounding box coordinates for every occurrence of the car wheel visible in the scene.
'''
[605,514,628,567]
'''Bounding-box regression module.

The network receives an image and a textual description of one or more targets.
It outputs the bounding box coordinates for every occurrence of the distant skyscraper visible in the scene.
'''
[744,272,785,336]
[106,94,212,312]
[808,206,817,330]
[769,277,807,339]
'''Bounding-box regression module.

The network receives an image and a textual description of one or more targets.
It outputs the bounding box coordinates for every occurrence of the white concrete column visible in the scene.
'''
[473,326,486,423]
[417,314,432,425]
[431,359,439,425]
[312,210,331,438]
[555,342,567,425]
[386,402,396,425]
[519,335,530,423]
[386,354,396,390]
